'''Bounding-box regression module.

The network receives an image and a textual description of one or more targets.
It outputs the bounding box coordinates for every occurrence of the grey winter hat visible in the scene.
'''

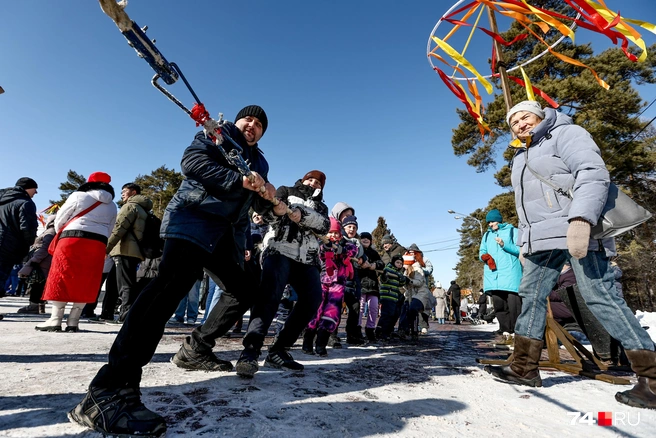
[408,243,421,253]
[506,100,545,126]
[382,234,393,244]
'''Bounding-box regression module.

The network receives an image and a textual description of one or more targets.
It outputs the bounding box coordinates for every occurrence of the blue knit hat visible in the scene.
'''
[485,209,503,223]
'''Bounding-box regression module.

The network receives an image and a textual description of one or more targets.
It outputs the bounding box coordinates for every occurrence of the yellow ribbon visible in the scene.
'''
[519,66,536,101]
[431,36,493,94]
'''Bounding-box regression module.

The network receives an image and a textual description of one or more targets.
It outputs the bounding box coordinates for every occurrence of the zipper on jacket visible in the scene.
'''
[519,157,532,255]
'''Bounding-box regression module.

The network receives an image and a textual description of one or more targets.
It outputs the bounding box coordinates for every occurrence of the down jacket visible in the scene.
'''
[510,108,615,256]
[405,261,436,311]
[262,179,330,266]
[479,222,522,294]
[106,194,151,259]
[162,125,270,268]
[0,186,38,264]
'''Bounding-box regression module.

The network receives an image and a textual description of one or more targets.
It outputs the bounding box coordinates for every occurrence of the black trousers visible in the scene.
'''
[82,272,110,316]
[451,300,461,324]
[242,254,322,351]
[114,256,141,322]
[91,237,259,389]
[99,264,118,319]
[376,299,397,336]
[344,287,362,337]
[490,290,522,333]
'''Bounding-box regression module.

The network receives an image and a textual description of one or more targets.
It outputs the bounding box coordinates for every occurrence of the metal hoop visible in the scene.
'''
[427,0,580,81]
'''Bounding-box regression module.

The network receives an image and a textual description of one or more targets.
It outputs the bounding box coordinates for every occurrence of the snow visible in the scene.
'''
[0,296,654,437]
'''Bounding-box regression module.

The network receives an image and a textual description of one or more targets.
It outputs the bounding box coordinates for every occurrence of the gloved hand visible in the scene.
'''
[481,254,497,270]
[567,218,591,259]
[17,264,34,278]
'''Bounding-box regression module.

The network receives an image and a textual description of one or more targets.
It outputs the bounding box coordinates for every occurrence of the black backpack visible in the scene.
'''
[132,212,164,259]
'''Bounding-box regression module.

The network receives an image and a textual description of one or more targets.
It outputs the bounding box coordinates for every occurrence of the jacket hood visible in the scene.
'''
[331,201,355,220]
[293,179,324,202]
[0,187,31,206]
[127,194,154,211]
[86,189,115,204]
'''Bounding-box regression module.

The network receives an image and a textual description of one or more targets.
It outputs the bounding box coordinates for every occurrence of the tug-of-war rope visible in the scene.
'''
[427,0,656,138]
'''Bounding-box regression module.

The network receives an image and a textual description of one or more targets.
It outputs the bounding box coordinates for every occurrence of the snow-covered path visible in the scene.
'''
[0,296,654,437]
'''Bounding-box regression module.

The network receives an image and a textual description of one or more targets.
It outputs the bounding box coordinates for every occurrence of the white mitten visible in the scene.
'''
[567,219,591,259]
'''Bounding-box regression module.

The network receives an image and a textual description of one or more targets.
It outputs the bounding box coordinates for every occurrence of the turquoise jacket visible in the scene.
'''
[479,222,522,294]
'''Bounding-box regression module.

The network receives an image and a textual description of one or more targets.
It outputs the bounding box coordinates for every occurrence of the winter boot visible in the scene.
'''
[615,349,656,409]
[17,302,41,314]
[265,348,304,371]
[235,346,260,378]
[172,336,234,371]
[328,332,342,349]
[68,385,167,437]
[302,329,316,355]
[485,335,543,387]
[35,301,65,332]
[65,302,84,332]
[365,327,377,343]
[315,329,330,357]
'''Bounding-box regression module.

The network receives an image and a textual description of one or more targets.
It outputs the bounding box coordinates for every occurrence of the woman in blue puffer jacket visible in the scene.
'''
[479,209,522,335]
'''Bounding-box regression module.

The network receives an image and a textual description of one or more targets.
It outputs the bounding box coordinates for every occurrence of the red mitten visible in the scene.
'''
[481,254,497,270]
[324,251,337,277]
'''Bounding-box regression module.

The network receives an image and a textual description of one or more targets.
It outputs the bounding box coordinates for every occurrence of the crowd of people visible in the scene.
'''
[0,101,654,438]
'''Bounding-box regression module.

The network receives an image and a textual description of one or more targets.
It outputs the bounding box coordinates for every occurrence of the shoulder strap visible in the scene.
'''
[523,149,572,199]
[58,201,103,234]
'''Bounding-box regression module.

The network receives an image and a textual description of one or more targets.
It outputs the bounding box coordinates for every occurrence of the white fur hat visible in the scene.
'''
[506,100,545,125]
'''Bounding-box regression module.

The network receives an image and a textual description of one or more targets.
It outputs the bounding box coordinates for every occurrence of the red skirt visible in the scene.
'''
[42,236,106,303]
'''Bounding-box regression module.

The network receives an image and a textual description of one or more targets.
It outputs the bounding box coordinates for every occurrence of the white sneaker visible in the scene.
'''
[421,328,428,335]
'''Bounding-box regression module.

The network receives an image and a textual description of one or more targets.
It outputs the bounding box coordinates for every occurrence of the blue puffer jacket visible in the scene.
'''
[161,123,270,267]
[510,108,615,256]
[479,223,522,294]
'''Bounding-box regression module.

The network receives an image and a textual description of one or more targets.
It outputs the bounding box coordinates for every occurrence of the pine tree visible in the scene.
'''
[49,170,86,206]
[134,166,184,218]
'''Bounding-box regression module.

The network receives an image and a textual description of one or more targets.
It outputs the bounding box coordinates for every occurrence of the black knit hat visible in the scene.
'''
[391,254,404,265]
[235,105,268,134]
[15,177,38,190]
[360,232,372,240]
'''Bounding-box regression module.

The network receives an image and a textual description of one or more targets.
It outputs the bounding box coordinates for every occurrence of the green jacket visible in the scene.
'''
[107,194,153,260]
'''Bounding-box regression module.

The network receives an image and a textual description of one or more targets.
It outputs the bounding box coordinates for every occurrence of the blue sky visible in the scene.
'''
[2,0,656,286]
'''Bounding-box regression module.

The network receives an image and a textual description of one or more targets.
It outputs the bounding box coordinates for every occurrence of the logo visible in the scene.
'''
[567,411,640,426]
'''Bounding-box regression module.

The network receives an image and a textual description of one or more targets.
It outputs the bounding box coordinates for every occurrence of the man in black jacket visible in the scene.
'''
[447,280,462,325]
[0,177,38,298]
[69,105,285,437]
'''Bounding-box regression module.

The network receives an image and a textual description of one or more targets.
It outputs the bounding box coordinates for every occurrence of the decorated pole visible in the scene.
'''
[486,8,513,113]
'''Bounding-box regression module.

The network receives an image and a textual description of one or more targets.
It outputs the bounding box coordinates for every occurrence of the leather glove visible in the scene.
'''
[567,219,591,259]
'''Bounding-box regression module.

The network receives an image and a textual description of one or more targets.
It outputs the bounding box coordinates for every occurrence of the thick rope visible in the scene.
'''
[98,0,132,32]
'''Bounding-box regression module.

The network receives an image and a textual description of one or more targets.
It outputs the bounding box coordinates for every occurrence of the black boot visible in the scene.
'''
[68,386,167,437]
[315,329,330,357]
[485,335,543,387]
[365,327,377,343]
[302,329,316,355]
[171,336,233,372]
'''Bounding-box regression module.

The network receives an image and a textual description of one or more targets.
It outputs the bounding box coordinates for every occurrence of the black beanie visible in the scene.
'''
[235,105,268,134]
[15,177,38,190]
[360,232,372,240]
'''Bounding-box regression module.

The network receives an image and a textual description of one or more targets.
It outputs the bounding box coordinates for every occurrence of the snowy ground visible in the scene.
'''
[0,296,655,438]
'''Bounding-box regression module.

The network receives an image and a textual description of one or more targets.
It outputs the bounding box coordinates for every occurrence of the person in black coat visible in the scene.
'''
[70,105,284,437]
[0,177,38,297]
[447,280,462,325]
